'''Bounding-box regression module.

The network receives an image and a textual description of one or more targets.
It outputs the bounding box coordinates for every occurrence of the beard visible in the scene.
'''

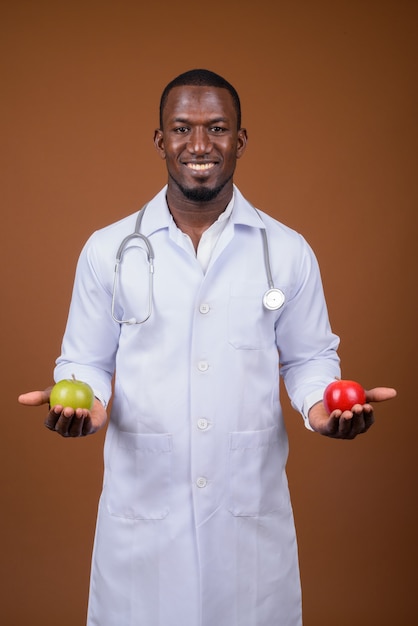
[170,173,233,202]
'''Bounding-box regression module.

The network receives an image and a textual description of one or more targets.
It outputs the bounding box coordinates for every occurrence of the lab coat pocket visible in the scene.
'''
[228,282,276,350]
[107,432,172,520]
[228,426,289,516]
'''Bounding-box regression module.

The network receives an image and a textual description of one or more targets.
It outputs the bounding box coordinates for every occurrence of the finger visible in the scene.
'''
[365,387,397,403]
[324,412,342,436]
[359,404,375,432]
[44,406,62,431]
[18,389,51,406]
[51,407,76,437]
[82,414,98,436]
[338,404,375,439]
[68,409,89,437]
[346,406,367,437]
[338,413,356,438]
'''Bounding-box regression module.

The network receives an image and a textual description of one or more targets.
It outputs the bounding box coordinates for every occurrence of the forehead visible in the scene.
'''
[162,85,237,125]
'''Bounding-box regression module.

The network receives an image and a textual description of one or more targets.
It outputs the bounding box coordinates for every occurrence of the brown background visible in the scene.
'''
[1,1,417,624]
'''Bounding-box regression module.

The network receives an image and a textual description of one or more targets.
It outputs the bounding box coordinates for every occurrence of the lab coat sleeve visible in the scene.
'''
[277,236,341,428]
[54,232,119,406]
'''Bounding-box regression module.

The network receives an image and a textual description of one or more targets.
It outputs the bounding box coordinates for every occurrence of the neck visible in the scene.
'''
[166,182,233,250]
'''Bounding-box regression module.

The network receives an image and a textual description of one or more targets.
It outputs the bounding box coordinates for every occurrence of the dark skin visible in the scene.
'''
[153,85,247,250]
[18,84,397,436]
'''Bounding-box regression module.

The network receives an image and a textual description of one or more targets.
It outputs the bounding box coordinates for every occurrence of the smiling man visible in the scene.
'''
[153,75,248,252]
[155,79,246,203]
[19,69,396,626]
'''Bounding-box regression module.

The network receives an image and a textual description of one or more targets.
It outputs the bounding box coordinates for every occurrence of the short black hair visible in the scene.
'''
[159,69,241,130]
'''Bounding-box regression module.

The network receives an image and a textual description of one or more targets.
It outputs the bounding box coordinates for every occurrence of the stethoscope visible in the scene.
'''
[111,204,285,325]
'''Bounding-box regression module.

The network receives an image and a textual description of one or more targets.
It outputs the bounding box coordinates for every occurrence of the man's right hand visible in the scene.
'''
[18,389,108,437]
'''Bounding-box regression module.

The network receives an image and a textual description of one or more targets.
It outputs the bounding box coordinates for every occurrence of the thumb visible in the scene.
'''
[18,388,52,406]
[365,387,397,403]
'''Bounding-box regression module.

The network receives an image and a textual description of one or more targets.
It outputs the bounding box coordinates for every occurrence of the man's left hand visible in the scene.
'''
[308,387,397,439]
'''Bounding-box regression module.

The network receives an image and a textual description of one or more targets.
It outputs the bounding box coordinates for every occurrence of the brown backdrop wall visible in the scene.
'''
[1,1,417,625]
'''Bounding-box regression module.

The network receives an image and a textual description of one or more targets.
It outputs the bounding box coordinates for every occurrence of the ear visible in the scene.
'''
[236,128,248,159]
[153,129,166,159]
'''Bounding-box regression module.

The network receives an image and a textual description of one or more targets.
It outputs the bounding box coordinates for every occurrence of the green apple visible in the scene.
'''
[50,375,94,410]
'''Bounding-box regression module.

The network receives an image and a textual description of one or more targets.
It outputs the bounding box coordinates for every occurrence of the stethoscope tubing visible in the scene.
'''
[111,203,285,324]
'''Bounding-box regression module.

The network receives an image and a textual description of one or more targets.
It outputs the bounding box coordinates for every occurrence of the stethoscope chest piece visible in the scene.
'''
[263,288,285,311]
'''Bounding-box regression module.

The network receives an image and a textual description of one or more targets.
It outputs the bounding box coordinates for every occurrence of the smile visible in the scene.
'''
[186,163,215,171]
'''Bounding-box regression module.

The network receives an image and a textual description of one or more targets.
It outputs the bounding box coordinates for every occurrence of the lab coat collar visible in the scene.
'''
[230,185,267,230]
[138,184,266,237]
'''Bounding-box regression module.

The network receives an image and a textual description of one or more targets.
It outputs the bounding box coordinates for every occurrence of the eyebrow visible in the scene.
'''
[172,116,229,125]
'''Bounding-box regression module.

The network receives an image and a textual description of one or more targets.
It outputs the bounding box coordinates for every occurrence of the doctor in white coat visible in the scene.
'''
[19,69,396,626]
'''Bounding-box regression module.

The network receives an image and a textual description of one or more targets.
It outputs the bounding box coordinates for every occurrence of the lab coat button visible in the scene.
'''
[197,360,209,372]
[197,418,209,430]
[199,303,210,314]
[196,477,208,488]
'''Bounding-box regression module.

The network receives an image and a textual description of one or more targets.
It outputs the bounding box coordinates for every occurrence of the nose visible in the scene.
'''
[188,127,212,155]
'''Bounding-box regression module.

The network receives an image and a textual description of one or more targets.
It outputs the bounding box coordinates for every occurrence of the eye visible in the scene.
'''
[210,126,226,133]
[174,126,189,134]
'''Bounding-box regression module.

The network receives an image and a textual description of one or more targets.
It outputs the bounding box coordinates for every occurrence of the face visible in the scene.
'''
[154,85,247,203]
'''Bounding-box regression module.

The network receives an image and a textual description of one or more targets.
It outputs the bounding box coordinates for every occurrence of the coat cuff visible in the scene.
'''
[302,389,325,431]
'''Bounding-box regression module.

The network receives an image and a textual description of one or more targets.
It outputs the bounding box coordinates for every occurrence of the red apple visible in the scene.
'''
[50,375,94,410]
[323,379,366,415]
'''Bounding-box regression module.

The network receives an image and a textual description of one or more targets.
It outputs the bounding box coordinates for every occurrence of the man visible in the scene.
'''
[19,69,396,626]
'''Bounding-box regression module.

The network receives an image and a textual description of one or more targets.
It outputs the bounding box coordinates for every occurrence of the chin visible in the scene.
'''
[171,174,232,203]
[182,186,222,202]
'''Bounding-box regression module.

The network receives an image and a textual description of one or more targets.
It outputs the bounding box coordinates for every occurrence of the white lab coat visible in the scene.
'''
[55,186,340,626]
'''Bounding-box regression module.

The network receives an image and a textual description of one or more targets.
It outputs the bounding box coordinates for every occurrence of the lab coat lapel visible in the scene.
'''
[206,185,266,271]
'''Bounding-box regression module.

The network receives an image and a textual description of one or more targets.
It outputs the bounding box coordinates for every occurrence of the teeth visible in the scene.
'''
[187,163,215,170]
